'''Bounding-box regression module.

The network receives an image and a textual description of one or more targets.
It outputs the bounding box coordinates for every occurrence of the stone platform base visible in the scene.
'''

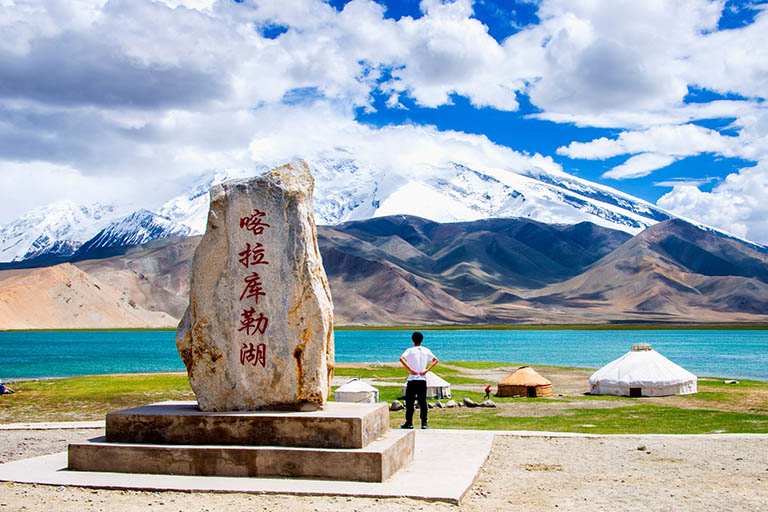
[3,430,495,503]
[67,401,414,483]
[105,401,389,449]
[69,429,414,482]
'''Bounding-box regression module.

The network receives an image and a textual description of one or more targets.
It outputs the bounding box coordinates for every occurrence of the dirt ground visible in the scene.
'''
[1,428,766,512]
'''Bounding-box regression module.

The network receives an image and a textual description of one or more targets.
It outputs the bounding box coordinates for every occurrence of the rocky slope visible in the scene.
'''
[0,263,176,330]
[74,236,199,320]
[319,216,632,324]
[527,219,768,323]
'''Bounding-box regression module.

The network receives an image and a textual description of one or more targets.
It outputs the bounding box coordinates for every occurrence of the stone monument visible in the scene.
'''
[67,162,414,482]
[176,161,334,411]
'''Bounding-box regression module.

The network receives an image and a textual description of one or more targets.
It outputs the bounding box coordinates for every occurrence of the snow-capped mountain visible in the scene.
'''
[157,168,255,232]
[75,209,191,255]
[1,157,763,264]
[154,158,674,238]
[0,201,132,262]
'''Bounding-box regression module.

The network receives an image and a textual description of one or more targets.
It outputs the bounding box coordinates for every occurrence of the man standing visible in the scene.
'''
[399,331,439,429]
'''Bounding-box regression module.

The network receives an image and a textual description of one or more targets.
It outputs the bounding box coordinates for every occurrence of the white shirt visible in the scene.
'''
[401,346,436,381]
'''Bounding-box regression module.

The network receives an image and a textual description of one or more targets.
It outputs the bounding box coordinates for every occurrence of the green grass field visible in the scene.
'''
[0,374,194,422]
[2,363,767,434]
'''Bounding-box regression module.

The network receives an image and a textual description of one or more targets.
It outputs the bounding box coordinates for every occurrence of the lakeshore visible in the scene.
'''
[3,328,768,381]
[2,362,767,433]
[1,362,767,511]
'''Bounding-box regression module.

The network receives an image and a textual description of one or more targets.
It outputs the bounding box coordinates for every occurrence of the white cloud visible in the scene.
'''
[657,163,768,243]
[1,0,768,244]
[557,124,742,160]
[0,99,560,225]
[2,0,764,121]
[686,8,768,100]
[0,161,139,222]
[385,0,521,110]
[2,0,764,126]
[654,176,717,188]
[534,100,760,130]
[244,102,561,176]
[603,153,678,180]
[521,0,721,118]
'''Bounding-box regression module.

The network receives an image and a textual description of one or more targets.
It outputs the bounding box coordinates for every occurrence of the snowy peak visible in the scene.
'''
[525,170,671,223]
[158,167,255,233]
[0,200,130,262]
[76,210,191,254]
[303,159,669,234]
[154,157,669,239]
[2,156,764,264]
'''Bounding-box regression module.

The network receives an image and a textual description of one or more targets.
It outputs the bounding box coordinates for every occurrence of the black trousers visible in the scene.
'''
[405,379,428,425]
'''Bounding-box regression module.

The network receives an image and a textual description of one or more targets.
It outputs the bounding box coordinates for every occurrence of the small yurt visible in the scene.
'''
[401,372,451,399]
[589,343,697,397]
[334,379,379,403]
[497,366,553,397]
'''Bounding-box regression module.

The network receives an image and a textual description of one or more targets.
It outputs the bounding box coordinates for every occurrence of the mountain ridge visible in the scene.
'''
[1,215,765,328]
[5,158,761,265]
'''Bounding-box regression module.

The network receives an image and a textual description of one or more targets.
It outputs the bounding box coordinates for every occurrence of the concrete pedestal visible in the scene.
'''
[105,401,389,449]
[69,429,413,482]
[68,401,414,482]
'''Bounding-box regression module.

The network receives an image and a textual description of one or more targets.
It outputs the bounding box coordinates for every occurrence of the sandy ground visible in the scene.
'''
[1,428,766,511]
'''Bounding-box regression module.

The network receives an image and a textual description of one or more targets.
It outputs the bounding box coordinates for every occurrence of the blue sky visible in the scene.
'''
[0,0,767,243]
[345,0,764,203]
[355,86,756,203]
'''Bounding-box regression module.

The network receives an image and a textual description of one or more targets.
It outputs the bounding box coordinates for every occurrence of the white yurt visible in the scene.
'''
[589,343,697,397]
[401,372,451,399]
[334,379,379,403]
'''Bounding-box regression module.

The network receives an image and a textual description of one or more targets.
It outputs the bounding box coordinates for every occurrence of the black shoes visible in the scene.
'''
[400,422,429,429]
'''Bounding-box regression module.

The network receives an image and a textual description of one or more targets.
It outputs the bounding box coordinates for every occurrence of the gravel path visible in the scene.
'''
[0,429,99,465]
[463,434,768,512]
[1,428,766,511]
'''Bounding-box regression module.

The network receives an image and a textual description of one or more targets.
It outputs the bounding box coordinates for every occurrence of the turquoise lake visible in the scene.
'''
[1,329,767,381]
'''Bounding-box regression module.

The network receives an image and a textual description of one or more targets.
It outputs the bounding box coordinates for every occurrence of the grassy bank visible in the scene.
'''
[1,363,767,434]
[0,374,194,422]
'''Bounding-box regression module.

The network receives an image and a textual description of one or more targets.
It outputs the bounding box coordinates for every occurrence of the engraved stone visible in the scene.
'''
[176,162,334,411]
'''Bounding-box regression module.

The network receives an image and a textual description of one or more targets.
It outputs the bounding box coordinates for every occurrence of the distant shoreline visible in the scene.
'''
[3,323,768,333]
[4,328,767,382]
[5,364,768,385]
[335,323,768,331]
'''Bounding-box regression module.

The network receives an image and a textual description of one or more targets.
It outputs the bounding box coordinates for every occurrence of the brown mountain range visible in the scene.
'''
[527,219,768,323]
[0,216,766,329]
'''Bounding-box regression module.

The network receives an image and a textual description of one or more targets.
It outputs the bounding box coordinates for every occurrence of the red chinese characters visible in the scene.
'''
[238,307,268,335]
[240,209,270,237]
[240,342,266,367]
[237,209,271,368]
[239,271,266,303]
[238,242,268,267]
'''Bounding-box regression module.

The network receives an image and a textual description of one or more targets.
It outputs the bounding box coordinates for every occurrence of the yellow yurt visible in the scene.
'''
[497,366,553,397]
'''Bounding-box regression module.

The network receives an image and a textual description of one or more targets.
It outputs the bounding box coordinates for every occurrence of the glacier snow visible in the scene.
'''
[0,159,752,263]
